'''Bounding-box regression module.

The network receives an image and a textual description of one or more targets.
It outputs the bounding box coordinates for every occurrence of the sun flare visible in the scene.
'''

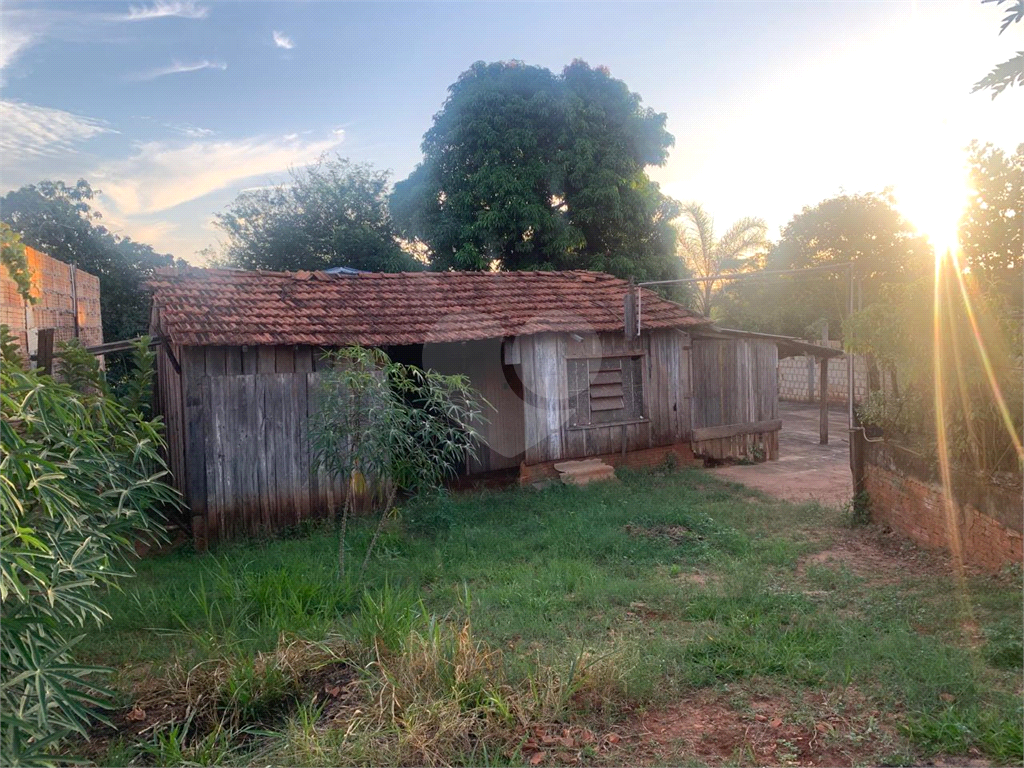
[893,149,971,258]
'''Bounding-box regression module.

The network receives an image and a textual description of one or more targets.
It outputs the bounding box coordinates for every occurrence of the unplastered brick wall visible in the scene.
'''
[778,341,869,403]
[1,246,103,358]
[862,441,1023,572]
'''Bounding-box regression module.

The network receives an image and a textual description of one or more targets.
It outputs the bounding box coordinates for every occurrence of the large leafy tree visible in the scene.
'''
[215,155,420,272]
[959,141,1023,311]
[674,203,769,317]
[0,181,173,343]
[391,59,686,283]
[727,191,933,338]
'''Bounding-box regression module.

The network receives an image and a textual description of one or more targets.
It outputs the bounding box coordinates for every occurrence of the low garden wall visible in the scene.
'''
[861,439,1022,571]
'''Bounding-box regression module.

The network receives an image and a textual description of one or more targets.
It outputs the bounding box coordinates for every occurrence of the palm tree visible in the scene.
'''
[675,203,769,318]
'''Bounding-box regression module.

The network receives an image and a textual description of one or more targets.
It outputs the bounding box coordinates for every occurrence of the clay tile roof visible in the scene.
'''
[149,267,707,347]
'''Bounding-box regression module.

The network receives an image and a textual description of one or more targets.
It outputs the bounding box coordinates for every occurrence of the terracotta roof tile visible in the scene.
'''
[149,267,706,347]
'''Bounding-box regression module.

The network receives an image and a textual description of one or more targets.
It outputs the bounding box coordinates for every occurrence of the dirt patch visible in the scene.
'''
[678,570,714,586]
[303,661,362,726]
[625,687,898,767]
[625,523,703,545]
[624,601,671,621]
[797,526,950,586]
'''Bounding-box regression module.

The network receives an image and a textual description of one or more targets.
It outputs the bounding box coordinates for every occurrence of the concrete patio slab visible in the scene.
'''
[711,402,853,506]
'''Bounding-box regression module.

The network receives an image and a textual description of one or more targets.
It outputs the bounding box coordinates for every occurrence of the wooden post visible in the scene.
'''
[624,285,636,339]
[37,328,55,375]
[807,354,815,403]
[819,356,829,444]
[819,322,829,445]
[69,265,80,340]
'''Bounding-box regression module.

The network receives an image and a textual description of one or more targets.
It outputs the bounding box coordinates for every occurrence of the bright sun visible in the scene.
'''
[892,149,971,258]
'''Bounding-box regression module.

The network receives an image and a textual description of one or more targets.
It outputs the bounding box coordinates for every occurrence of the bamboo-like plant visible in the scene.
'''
[310,347,487,582]
[0,334,178,766]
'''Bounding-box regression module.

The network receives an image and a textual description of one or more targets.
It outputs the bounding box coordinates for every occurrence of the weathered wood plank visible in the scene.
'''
[225,347,242,375]
[238,375,257,536]
[202,377,221,542]
[520,335,541,464]
[691,419,782,442]
[256,375,273,532]
[180,348,208,540]
[205,346,227,376]
[294,346,314,374]
[241,346,258,375]
[295,373,311,521]
[258,346,276,373]
[276,346,295,373]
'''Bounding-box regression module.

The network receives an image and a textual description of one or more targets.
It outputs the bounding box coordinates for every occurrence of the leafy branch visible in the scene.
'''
[973,0,1024,98]
[1,222,34,303]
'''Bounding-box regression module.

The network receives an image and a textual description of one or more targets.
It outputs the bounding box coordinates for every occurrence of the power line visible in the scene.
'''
[638,262,853,288]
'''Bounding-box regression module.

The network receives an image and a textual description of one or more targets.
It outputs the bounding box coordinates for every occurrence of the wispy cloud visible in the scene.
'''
[134,60,226,81]
[118,1,208,22]
[94,131,345,215]
[0,29,34,72]
[272,30,294,50]
[0,100,112,158]
[174,124,215,138]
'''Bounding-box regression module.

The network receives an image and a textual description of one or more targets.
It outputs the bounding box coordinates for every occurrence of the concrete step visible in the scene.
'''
[553,458,617,486]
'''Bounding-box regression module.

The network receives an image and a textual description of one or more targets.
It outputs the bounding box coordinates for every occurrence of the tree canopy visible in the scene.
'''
[717,191,932,338]
[390,59,686,283]
[0,180,174,343]
[215,155,421,273]
[958,141,1023,312]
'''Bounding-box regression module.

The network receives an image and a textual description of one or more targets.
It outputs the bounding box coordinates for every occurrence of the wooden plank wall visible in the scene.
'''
[175,344,342,544]
[690,338,780,460]
[520,329,692,465]
[155,342,186,497]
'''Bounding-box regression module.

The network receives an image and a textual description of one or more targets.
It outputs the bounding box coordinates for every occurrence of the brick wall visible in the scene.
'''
[862,441,1023,572]
[778,341,869,404]
[1,246,103,359]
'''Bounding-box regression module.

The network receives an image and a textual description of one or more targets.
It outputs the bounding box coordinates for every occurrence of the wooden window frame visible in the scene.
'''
[566,355,646,429]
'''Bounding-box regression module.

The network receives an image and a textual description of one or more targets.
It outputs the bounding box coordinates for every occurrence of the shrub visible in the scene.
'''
[310,346,488,582]
[0,350,179,765]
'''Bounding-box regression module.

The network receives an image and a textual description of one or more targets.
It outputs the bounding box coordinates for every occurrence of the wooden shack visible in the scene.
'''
[150,267,790,544]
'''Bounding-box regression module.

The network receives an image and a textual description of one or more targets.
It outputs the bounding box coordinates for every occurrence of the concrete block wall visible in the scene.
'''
[778,341,869,404]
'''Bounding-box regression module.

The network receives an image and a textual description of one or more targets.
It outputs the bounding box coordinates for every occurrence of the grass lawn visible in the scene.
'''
[75,466,1022,767]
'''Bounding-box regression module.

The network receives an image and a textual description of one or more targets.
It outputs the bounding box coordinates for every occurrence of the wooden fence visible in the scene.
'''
[690,338,780,460]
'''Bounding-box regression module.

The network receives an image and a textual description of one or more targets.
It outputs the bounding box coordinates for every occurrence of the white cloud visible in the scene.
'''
[0,29,34,72]
[134,60,226,81]
[0,100,112,158]
[272,30,294,50]
[118,1,208,21]
[93,131,345,215]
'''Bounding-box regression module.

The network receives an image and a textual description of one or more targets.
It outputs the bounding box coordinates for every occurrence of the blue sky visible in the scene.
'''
[1,0,1019,262]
